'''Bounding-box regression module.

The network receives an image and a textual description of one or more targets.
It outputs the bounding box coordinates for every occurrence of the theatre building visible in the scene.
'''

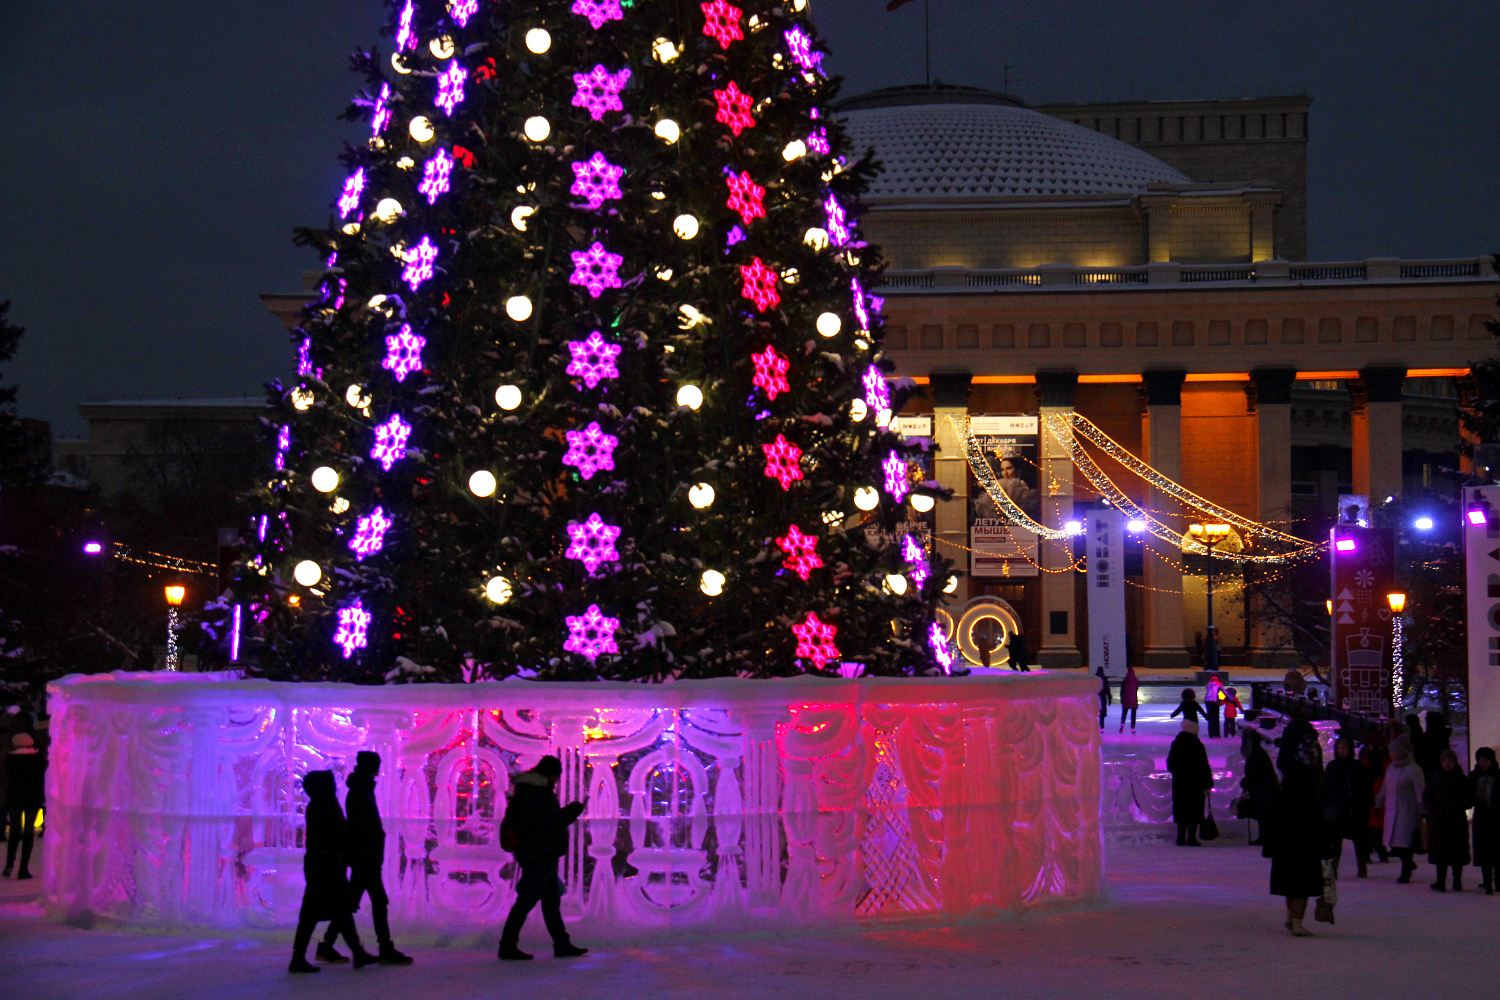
[838,85,1498,670]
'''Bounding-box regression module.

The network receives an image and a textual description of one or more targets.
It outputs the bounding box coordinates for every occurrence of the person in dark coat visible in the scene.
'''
[1323,736,1374,878]
[1204,675,1224,739]
[3,731,44,880]
[1276,710,1324,785]
[1240,729,1279,846]
[1095,667,1112,731]
[1264,758,1333,935]
[1169,689,1209,727]
[1418,713,1451,777]
[1423,748,1472,891]
[1360,742,1390,864]
[289,770,375,974]
[1167,720,1213,846]
[318,752,411,965]
[1118,665,1140,733]
[1007,632,1030,672]
[497,755,588,961]
[1471,747,1500,894]
[1405,714,1429,774]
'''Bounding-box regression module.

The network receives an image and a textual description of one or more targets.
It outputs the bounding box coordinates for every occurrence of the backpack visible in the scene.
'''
[500,796,520,853]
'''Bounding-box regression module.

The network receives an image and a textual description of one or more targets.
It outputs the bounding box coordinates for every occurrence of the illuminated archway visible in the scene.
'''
[955,596,1024,667]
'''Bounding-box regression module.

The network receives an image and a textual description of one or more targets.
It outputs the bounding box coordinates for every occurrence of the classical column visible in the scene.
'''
[1248,191,1280,262]
[1248,368,1298,669]
[1142,369,1190,669]
[1140,193,1177,263]
[1036,370,1082,670]
[930,372,972,606]
[1352,366,1407,504]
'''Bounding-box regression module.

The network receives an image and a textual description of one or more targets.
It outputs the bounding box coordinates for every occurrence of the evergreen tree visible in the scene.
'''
[239,0,946,681]
[0,301,46,488]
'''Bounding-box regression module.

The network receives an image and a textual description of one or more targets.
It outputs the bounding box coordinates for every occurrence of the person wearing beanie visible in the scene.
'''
[1377,733,1426,883]
[289,771,376,973]
[318,752,411,965]
[1167,720,1212,846]
[4,731,44,880]
[1423,747,1472,891]
[497,756,589,961]
[1471,747,1500,893]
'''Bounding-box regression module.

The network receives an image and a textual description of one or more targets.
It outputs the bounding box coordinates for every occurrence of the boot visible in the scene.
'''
[352,947,380,969]
[16,869,31,880]
[1430,879,1447,892]
[378,943,414,965]
[288,956,320,974]
[1,866,10,878]
[1288,918,1313,937]
[1453,871,1463,892]
[554,942,589,958]
[315,942,348,963]
[1356,856,1368,879]
[498,944,533,961]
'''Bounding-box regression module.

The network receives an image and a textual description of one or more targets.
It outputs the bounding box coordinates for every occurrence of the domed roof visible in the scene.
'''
[837,86,1190,200]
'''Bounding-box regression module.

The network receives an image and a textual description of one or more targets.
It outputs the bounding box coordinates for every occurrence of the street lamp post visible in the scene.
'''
[164,585,185,671]
[1189,523,1232,671]
[1387,591,1407,717]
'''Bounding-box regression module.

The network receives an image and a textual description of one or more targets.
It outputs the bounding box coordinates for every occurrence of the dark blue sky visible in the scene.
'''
[3,0,1497,437]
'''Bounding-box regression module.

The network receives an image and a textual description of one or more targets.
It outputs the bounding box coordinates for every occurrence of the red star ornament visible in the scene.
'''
[739,257,780,312]
[714,81,755,136]
[700,0,744,49]
[725,170,765,226]
[751,344,790,400]
[762,434,803,490]
[791,611,839,670]
[777,523,822,581]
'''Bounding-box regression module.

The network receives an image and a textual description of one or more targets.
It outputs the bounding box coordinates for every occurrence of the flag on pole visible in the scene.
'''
[887,0,918,10]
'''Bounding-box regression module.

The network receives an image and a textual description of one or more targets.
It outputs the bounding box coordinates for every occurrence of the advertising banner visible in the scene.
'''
[1087,508,1128,675]
[1464,486,1500,758]
[1329,525,1395,714]
[969,415,1040,578]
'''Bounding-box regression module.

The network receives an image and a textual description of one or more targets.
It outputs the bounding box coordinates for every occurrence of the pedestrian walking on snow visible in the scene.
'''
[1264,757,1333,936]
[1471,747,1500,894]
[318,752,411,965]
[289,771,375,973]
[1424,748,1471,891]
[1168,720,1213,846]
[497,756,589,961]
[1007,632,1030,672]
[1118,665,1139,733]
[1361,742,1390,864]
[1095,667,1112,731]
[3,731,44,880]
[1323,736,1374,878]
[1240,729,1279,846]
[1378,734,1426,884]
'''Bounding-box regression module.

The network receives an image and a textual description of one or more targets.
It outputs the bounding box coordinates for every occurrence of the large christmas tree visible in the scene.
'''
[239,0,946,681]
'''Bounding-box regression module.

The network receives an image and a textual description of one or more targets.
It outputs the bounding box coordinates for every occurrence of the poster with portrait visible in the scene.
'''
[969,415,1040,578]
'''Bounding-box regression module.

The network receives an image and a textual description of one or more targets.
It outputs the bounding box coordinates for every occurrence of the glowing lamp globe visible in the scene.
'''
[689,483,715,509]
[524,28,551,53]
[485,575,513,604]
[676,384,703,410]
[510,206,534,231]
[310,466,340,493]
[523,116,551,142]
[672,214,700,239]
[291,387,314,410]
[345,384,371,408]
[494,384,523,410]
[391,52,412,74]
[654,119,681,143]
[293,560,322,587]
[1413,516,1434,531]
[652,37,680,62]
[803,227,828,250]
[331,497,350,514]
[944,575,960,594]
[849,398,868,422]
[373,198,403,222]
[782,139,807,161]
[468,470,497,498]
[853,486,879,511]
[883,574,908,596]
[429,35,455,59]
[1387,592,1407,614]
[409,116,435,142]
[910,493,935,513]
[505,295,533,321]
[816,312,841,337]
[700,570,726,596]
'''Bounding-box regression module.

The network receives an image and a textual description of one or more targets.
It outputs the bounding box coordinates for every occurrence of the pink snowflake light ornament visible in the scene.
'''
[751,344,790,400]
[570,241,624,298]
[572,64,631,120]
[762,435,803,490]
[902,533,929,588]
[851,277,871,331]
[570,152,625,210]
[349,506,393,561]
[337,168,365,219]
[777,524,823,582]
[402,236,439,290]
[370,413,412,471]
[882,450,910,502]
[929,621,955,674]
[333,599,372,659]
[371,84,392,136]
[565,512,622,574]
[448,0,479,27]
[725,170,765,226]
[824,193,850,246]
[784,26,823,73]
[383,324,426,382]
[739,258,780,312]
[862,364,891,412]
[564,603,620,661]
[435,63,467,116]
[713,81,755,136]
[418,148,453,204]
[571,0,623,30]
[792,612,839,670]
[566,331,622,389]
[562,421,618,480]
[700,1,743,49]
[395,1,418,51]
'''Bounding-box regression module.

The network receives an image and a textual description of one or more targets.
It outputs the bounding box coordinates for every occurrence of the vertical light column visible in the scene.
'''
[1356,366,1407,504]
[1248,368,1298,669]
[1036,370,1082,670]
[1142,369,1190,669]
[930,372,973,607]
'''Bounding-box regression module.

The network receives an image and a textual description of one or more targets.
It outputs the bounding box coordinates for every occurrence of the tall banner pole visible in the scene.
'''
[1087,508,1127,675]
[1463,486,1500,760]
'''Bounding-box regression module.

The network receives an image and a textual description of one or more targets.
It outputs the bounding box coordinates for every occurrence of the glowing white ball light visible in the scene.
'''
[429,35,455,59]
[409,116,434,142]
[816,312,841,337]
[655,119,681,143]
[854,486,879,511]
[525,28,551,54]
[782,139,807,161]
[700,570,726,596]
[373,198,403,222]
[689,483,715,509]
[884,574,908,596]
[673,214,699,239]
[293,560,322,587]
[345,384,370,408]
[850,399,868,422]
[653,38,680,62]
[510,206,534,231]
[523,116,551,142]
[676,384,703,410]
[911,493,935,513]
[505,295,533,321]
[495,385,522,410]
[468,470,497,497]
[310,466,339,493]
[944,575,960,594]
[485,576,513,604]
[804,227,829,250]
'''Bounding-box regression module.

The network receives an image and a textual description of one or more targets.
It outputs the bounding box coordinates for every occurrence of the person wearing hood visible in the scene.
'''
[3,731,44,880]
[1167,720,1213,846]
[1377,733,1426,883]
[318,752,411,965]
[1240,729,1279,846]
[289,770,375,974]
[1118,665,1140,734]
[1423,748,1472,891]
[1471,747,1500,894]
[1095,667,1112,731]
[1323,736,1374,878]
[497,755,589,961]
[1264,757,1332,936]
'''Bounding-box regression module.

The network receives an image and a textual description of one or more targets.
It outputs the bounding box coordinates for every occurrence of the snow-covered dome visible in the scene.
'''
[837,86,1190,200]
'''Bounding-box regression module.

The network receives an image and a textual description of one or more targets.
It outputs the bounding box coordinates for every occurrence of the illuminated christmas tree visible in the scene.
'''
[240,0,945,681]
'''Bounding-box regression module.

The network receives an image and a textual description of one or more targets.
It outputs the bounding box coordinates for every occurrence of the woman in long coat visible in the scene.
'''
[1423,748,1472,891]
[1263,759,1331,935]
[289,770,375,973]
[1240,729,1279,846]
[1472,747,1500,894]
[1118,666,1140,733]
[1323,736,1374,877]
[1378,733,1426,883]
[1167,720,1213,846]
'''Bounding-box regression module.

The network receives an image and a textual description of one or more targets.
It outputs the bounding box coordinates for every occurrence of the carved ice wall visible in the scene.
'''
[44,672,1101,937]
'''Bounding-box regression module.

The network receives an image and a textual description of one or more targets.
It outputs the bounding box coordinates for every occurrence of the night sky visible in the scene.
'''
[3,1,1497,437]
